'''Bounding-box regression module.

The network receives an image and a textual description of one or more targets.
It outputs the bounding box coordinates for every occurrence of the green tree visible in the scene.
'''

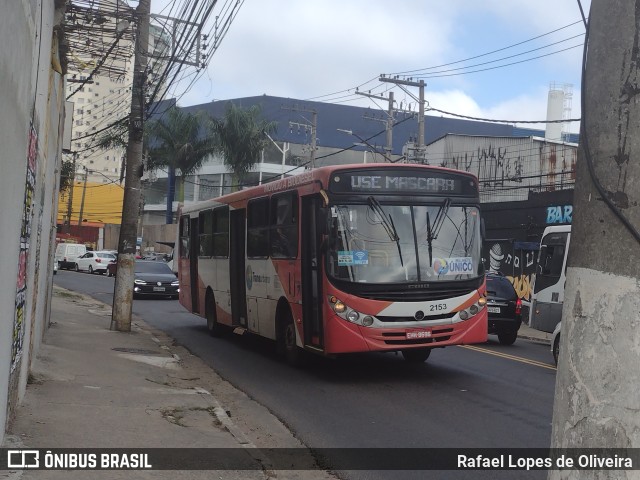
[59,158,76,194]
[210,102,277,188]
[145,106,217,223]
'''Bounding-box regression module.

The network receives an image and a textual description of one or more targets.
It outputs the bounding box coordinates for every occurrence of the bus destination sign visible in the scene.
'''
[329,169,476,196]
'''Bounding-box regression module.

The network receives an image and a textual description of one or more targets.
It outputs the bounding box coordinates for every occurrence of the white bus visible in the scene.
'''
[528,225,571,334]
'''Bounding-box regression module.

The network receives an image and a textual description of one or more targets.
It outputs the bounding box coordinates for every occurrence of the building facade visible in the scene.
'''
[1,0,66,443]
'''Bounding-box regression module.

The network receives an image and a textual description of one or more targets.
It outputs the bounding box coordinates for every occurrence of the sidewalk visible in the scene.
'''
[3,287,335,480]
[517,322,552,345]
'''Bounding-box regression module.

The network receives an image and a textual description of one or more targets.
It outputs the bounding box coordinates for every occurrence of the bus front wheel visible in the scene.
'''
[279,310,304,366]
[401,348,431,363]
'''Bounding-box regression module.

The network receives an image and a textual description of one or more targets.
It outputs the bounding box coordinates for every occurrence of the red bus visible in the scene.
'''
[177,163,487,364]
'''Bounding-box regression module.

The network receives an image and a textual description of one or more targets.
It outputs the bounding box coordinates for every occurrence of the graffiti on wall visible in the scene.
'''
[546,205,572,224]
[11,124,38,372]
[441,144,525,189]
[486,241,537,301]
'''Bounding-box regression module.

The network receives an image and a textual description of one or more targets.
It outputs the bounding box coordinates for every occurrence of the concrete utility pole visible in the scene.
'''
[77,166,88,226]
[550,1,640,477]
[64,153,77,233]
[357,90,395,160]
[379,76,425,162]
[112,0,150,332]
[284,105,317,168]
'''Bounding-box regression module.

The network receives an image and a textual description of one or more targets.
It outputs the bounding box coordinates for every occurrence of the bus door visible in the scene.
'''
[300,195,324,349]
[530,228,570,333]
[229,209,247,327]
[189,217,200,313]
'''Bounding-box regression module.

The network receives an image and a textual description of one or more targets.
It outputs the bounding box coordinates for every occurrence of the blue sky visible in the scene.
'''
[158,0,589,134]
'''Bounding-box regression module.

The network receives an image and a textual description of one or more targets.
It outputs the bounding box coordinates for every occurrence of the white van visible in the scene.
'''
[55,243,87,270]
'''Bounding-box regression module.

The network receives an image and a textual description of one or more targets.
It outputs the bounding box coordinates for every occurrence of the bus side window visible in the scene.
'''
[542,245,565,276]
[270,192,298,259]
[247,198,270,258]
[212,206,229,257]
[180,216,190,259]
[198,209,214,257]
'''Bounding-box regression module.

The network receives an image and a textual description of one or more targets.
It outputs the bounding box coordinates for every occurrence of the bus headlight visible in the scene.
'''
[347,310,360,322]
[457,296,486,321]
[328,296,375,327]
[333,300,346,314]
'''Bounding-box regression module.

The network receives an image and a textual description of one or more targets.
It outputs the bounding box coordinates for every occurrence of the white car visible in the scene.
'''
[74,251,116,274]
[551,322,561,366]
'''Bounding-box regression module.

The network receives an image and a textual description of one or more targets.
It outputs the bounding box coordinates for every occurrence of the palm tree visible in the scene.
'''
[146,106,217,223]
[210,102,277,188]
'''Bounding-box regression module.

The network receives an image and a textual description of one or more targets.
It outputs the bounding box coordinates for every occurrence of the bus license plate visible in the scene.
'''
[487,306,500,313]
[153,286,165,292]
[406,329,431,340]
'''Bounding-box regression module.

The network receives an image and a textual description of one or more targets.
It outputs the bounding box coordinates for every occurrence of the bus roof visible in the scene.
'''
[180,163,479,215]
[542,225,571,236]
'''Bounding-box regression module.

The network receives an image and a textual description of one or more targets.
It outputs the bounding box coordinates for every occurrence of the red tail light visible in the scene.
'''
[95,258,101,263]
[515,298,522,315]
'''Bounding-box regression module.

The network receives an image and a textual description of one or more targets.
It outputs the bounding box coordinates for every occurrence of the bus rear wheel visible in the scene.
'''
[401,348,431,363]
[206,293,224,337]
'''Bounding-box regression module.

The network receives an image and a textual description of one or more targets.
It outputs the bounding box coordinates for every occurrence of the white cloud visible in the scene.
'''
[157,0,585,136]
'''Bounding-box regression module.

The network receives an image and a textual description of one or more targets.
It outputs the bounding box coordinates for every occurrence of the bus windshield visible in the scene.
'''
[327,202,482,283]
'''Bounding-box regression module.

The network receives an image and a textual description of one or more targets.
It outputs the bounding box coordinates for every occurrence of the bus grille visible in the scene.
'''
[376,313,453,323]
[356,286,475,302]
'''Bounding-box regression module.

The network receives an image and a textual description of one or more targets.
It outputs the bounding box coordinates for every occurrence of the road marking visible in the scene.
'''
[459,344,557,371]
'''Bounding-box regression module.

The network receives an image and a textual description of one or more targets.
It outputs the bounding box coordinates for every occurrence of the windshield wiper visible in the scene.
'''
[367,196,404,266]
[426,198,451,268]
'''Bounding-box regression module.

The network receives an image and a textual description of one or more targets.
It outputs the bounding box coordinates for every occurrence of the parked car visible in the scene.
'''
[551,321,561,365]
[485,273,522,345]
[133,260,179,299]
[74,251,116,274]
[55,243,87,270]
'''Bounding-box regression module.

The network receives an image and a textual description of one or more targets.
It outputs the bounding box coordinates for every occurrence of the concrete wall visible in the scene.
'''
[425,134,577,203]
[0,0,65,442]
[103,223,177,255]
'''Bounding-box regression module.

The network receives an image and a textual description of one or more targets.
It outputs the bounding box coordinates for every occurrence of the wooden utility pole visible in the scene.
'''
[112,0,150,332]
[550,1,640,476]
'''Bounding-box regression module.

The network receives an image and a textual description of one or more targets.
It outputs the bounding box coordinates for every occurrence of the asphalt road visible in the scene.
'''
[54,269,556,480]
